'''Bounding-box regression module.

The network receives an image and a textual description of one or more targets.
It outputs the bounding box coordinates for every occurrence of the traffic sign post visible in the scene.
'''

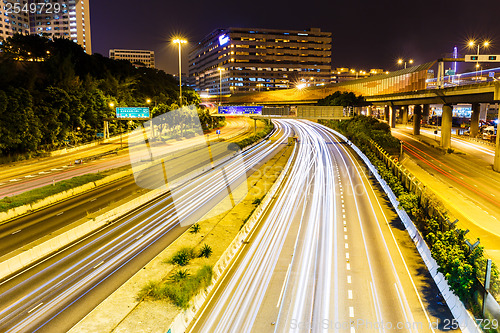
[216,129,221,139]
[116,107,150,119]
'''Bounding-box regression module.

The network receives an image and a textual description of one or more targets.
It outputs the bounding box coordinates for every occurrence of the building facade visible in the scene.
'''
[1,0,91,54]
[109,49,155,68]
[30,0,91,54]
[189,27,332,95]
[0,0,30,42]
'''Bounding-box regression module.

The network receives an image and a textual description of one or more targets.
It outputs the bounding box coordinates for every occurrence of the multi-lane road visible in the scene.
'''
[0,117,252,198]
[392,126,500,263]
[191,120,453,333]
[0,121,290,333]
[0,119,457,333]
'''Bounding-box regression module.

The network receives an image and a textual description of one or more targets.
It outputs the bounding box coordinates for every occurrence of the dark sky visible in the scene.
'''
[89,0,500,75]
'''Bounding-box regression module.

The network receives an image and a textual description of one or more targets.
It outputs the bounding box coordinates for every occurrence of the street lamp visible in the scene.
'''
[398,58,414,69]
[172,38,187,106]
[468,40,490,81]
[217,67,224,106]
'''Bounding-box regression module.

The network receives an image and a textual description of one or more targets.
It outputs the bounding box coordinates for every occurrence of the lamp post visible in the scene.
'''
[172,38,187,106]
[468,40,490,81]
[218,67,224,106]
[398,58,414,69]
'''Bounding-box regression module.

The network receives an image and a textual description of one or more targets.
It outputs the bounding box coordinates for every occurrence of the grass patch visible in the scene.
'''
[232,120,274,150]
[0,166,130,213]
[139,265,213,309]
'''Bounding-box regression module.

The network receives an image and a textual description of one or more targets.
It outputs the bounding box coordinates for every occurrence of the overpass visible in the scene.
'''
[218,62,500,171]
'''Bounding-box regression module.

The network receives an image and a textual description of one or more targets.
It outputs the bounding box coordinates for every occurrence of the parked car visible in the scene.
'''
[482,126,496,142]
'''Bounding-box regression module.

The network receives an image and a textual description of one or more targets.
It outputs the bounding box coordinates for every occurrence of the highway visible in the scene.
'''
[0,122,290,333]
[0,117,251,198]
[191,120,452,333]
[0,117,254,256]
[392,126,500,263]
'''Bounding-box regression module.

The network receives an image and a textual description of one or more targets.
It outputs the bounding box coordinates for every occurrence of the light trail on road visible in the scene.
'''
[0,122,290,333]
[192,120,441,333]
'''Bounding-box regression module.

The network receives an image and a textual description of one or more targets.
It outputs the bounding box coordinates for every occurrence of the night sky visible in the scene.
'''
[89,0,500,75]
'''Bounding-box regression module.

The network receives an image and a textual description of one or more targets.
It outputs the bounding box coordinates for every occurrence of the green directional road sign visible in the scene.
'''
[116,107,150,119]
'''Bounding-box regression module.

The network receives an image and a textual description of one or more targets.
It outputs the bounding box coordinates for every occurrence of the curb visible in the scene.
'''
[325,127,480,333]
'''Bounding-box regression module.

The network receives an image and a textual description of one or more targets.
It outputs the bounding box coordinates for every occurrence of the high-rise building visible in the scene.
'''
[30,0,91,54]
[189,27,332,95]
[0,0,30,42]
[109,49,155,68]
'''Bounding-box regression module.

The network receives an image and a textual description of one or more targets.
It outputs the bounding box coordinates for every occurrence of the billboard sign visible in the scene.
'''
[218,106,263,115]
[116,107,150,119]
[219,34,230,46]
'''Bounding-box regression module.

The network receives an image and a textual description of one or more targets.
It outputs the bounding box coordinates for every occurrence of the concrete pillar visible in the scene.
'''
[470,103,480,138]
[389,106,396,128]
[494,107,500,172]
[384,106,389,121]
[441,104,453,149]
[402,107,409,125]
[422,104,430,124]
[413,105,422,135]
[367,106,372,117]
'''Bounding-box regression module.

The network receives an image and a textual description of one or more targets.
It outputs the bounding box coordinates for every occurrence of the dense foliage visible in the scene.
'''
[0,34,203,156]
[320,115,401,154]
[233,120,274,150]
[321,118,500,309]
[317,91,365,107]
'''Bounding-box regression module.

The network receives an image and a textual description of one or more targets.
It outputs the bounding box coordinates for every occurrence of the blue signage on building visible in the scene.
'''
[218,106,263,115]
[116,107,150,118]
[219,34,230,46]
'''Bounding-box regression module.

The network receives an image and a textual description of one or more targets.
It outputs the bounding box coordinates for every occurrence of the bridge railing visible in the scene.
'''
[427,66,500,89]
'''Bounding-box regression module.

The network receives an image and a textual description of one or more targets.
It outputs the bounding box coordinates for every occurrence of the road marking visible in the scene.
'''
[346,252,349,259]
[342,209,345,213]
[345,243,349,249]
[344,227,347,232]
[90,198,97,202]
[61,165,68,168]
[24,175,35,178]
[277,263,292,307]
[349,306,354,317]
[56,211,64,216]
[346,263,350,270]
[0,183,5,186]
[342,204,345,208]
[93,261,104,269]
[344,235,348,240]
[343,214,346,218]
[347,276,351,283]
[116,188,122,191]
[350,327,355,333]
[343,221,346,225]
[38,171,49,174]
[28,302,43,313]
[9,179,21,182]
[341,195,343,199]
[51,168,62,171]
[474,184,478,187]
[348,290,353,299]
[12,229,21,235]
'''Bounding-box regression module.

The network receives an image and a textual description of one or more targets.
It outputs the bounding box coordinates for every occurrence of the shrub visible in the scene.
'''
[169,269,190,282]
[252,198,262,205]
[190,223,201,234]
[169,247,196,266]
[198,244,213,258]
